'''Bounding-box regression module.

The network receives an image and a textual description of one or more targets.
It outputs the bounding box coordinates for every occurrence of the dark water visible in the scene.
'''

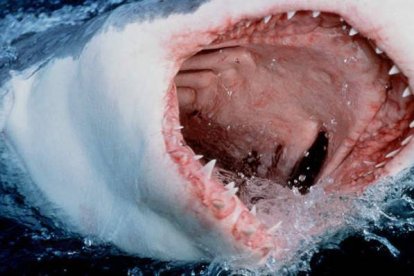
[1,1,414,275]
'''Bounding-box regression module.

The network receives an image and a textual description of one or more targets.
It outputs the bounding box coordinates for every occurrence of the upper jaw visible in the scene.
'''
[164,0,414,178]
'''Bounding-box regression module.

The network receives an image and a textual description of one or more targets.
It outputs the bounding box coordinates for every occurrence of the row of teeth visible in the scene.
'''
[261,10,315,24]
[351,130,412,177]
[193,155,284,234]
[173,130,274,231]
[258,11,414,168]
[224,11,414,172]
[169,125,282,239]
[379,134,414,167]
[388,64,412,99]
[180,120,412,211]
[384,53,414,163]
[190,133,411,223]
[197,158,282,235]
[253,11,414,100]
[234,11,413,100]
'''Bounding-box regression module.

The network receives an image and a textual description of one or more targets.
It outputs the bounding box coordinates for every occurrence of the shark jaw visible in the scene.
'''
[3,0,414,267]
[161,0,414,263]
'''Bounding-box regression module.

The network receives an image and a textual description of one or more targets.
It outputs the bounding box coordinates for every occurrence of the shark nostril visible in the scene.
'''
[288,131,329,194]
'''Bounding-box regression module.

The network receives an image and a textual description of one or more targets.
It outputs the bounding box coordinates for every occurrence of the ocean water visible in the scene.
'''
[1,1,414,275]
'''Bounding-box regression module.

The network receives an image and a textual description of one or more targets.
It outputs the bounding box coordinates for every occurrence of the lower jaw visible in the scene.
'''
[163,10,414,259]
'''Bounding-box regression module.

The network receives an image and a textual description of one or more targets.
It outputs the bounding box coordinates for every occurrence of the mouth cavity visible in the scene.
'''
[164,10,414,255]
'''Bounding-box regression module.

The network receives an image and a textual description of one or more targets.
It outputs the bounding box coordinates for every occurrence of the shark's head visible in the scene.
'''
[4,0,414,266]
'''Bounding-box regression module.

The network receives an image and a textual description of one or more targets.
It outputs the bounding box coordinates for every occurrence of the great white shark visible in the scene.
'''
[1,0,414,265]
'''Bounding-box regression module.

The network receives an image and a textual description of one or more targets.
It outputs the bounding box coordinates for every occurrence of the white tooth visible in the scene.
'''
[349,28,358,36]
[410,120,414,128]
[226,187,238,196]
[174,125,184,130]
[287,11,296,20]
[388,65,400,75]
[225,181,238,196]
[201,159,216,180]
[250,205,257,216]
[263,15,272,24]
[375,47,384,54]
[401,135,413,146]
[225,181,235,190]
[268,221,283,233]
[365,171,374,176]
[194,155,203,160]
[402,87,412,98]
[312,11,320,18]
[375,162,386,168]
[385,149,400,158]
[360,171,374,178]
[245,21,251,27]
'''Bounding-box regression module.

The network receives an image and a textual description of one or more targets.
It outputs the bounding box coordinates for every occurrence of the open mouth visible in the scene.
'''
[163,10,414,258]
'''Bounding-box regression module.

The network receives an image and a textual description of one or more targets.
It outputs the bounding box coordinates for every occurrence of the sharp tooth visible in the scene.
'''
[410,120,414,128]
[385,149,400,158]
[263,15,272,24]
[245,21,251,27]
[225,181,238,196]
[250,205,257,216]
[174,125,184,130]
[268,221,283,233]
[201,159,216,180]
[225,181,235,190]
[363,160,375,165]
[349,28,358,36]
[388,65,400,75]
[401,135,413,146]
[171,136,183,146]
[375,162,386,168]
[226,187,238,196]
[402,87,412,98]
[359,171,374,177]
[287,11,296,20]
[194,155,203,160]
[312,11,320,18]
[375,47,384,54]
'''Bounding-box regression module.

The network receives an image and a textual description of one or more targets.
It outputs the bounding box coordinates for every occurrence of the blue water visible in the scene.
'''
[1,1,414,274]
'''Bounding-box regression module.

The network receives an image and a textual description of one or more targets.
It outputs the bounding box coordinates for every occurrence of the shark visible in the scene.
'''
[1,0,414,265]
